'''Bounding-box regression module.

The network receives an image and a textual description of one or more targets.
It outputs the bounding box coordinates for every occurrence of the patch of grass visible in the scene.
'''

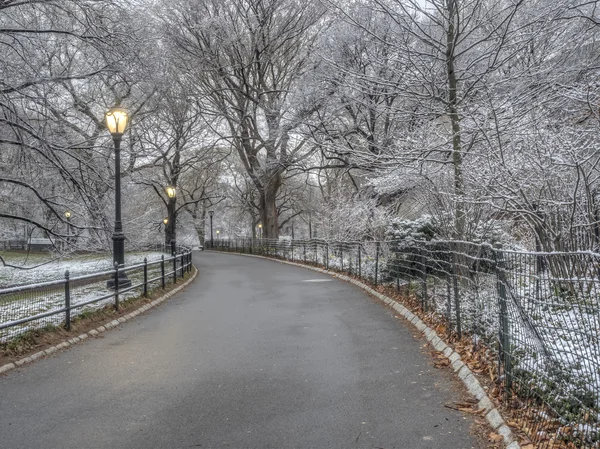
[1,323,58,354]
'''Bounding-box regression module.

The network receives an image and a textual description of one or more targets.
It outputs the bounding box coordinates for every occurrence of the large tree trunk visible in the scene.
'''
[191,206,206,246]
[165,197,177,246]
[260,173,282,239]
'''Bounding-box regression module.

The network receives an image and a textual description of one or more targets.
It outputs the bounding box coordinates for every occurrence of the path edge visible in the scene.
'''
[0,265,198,376]
[214,251,520,449]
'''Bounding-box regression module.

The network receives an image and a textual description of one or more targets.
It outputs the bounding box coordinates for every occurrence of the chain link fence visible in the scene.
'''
[211,238,600,447]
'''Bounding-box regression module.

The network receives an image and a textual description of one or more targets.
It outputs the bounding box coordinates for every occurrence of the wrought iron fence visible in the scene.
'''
[0,249,193,342]
[211,238,600,448]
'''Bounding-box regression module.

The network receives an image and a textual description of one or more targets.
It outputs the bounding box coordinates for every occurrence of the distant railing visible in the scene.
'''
[0,248,193,342]
[211,237,600,448]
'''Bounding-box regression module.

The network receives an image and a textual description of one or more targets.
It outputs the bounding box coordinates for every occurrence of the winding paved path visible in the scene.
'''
[0,252,481,448]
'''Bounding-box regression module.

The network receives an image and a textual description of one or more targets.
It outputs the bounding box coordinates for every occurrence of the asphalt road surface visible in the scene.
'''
[0,252,481,449]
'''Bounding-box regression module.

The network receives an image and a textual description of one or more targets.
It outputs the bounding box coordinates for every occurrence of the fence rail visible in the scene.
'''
[211,237,600,448]
[0,249,193,341]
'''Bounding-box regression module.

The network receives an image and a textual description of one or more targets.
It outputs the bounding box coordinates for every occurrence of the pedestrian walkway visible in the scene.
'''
[0,252,481,449]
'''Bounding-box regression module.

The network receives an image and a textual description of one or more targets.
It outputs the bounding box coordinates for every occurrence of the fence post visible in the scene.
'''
[421,252,428,311]
[114,262,120,311]
[358,244,361,279]
[340,244,344,272]
[375,242,380,286]
[326,242,329,270]
[172,253,177,284]
[495,248,512,389]
[161,255,165,289]
[64,270,71,331]
[304,242,306,263]
[291,242,294,262]
[452,247,462,339]
[446,274,452,325]
[349,246,353,275]
[143,257,148,297]
[180,253,184,278]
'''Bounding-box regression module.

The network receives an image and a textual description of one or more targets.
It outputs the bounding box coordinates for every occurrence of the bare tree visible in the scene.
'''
[163,0,327,238]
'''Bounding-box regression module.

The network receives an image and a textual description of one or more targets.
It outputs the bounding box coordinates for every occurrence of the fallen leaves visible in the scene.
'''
[488,432,503,442]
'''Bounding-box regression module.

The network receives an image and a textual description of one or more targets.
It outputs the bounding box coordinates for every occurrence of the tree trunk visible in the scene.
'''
[445,0,466,241]
[165,198,177,246]
[260,174,281,239]
[191,207,206,246]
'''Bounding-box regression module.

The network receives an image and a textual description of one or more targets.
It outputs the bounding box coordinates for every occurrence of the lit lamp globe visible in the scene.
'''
[105,107,129,137]
[165,186,176,198]
[64,211,72,220]
[163,218,168,225]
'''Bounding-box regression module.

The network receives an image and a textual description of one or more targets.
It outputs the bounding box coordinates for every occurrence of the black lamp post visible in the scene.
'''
[106,106,131,288]
[165,186,177,255]
[64,211,71,246]
[209,210,214,248]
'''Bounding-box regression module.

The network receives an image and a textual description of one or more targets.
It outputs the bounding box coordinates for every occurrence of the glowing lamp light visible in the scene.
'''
[163,218,168,225]
[105,107,129,136]
[165,186,176,198]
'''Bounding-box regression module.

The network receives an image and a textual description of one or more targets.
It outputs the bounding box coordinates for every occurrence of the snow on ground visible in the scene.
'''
[0,251,170,341]
[0,251,166,287]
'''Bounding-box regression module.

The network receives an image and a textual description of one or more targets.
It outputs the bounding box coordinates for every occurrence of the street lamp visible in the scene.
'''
[165,186,177,256]
[258,223,262,239]
[105,106,131,288]
[209,210,214,248]
[163,218,168,225]
[64,211,72,247]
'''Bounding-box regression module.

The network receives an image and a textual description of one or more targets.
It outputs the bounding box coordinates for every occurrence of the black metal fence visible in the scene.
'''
[211,238,600,448]
[0,249,193,342]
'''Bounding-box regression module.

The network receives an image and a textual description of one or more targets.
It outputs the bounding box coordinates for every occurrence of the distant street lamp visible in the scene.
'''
[105,106,131,288]
[64,211,72,246]
[163,218,168,225]
[258,223,262,239]
[209,210,214,248]
[216,229,220,241]
[165,186,176,199]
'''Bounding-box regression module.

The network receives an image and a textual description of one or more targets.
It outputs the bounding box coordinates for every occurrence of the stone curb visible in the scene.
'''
[212,251,519,448]
[0,266,198,376]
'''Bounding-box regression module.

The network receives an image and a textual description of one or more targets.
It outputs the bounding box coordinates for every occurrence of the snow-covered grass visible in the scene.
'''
[0,251,167,287]
[0,250,174,342]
